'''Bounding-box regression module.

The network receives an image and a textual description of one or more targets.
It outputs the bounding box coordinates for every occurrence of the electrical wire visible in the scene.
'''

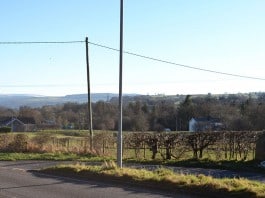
[88,41,265,81]
[0,41,84,44]
[0,39,264,81]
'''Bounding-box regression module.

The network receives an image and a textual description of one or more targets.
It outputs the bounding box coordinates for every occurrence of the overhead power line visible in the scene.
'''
[1,84,84,88]
[0,41,84,44]
[0,39,264,81]
[88,41,265,81]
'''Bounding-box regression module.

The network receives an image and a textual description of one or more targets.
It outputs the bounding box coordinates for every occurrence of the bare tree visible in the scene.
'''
[186,132,219,159]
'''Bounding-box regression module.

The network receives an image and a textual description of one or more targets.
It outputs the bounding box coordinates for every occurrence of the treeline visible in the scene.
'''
[1,93,265,131]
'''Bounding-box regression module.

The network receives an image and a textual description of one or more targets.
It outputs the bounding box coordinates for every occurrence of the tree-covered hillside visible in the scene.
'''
[1,92,265,131]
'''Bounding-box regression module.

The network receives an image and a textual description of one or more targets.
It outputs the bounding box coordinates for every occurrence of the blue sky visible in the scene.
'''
[0,0,264,96]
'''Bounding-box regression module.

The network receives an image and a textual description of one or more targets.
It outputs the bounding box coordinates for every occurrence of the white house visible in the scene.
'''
[189,116,223,132]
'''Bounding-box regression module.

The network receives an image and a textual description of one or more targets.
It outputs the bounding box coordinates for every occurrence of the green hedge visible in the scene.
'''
[0,127,11,133]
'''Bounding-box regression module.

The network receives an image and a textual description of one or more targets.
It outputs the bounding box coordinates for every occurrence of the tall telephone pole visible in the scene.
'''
[85,37,93,151]
[117,0,123,168]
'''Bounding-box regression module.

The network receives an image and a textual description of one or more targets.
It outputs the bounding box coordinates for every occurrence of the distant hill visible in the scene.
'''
[1,92,264,109]
[0,93,121,109]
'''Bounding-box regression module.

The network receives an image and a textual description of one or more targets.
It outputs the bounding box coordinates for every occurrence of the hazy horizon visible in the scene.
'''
[0,91,263,98]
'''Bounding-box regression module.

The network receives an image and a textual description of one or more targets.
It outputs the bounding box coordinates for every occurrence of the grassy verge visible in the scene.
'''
[125,158,265,173]
[165,158,263,172]
[1,152,264,175]
[40,162,265,198]
[0,152,111,161]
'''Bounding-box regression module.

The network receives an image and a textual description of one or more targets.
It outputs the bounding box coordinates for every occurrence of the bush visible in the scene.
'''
[7,134,29,152]
[0,127,11,133]
[0,134,13,151]
[32,133,52,149]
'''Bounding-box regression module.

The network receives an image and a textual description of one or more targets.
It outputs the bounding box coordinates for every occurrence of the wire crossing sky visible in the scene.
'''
[0,0,264,96]
[0,41,84,44]
[1,40,265,81]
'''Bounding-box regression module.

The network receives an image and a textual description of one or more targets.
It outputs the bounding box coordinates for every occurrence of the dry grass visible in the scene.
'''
[42,162,265,198]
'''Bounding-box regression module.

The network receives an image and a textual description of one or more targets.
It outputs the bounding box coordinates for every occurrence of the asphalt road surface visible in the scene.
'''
[0,161,195,198]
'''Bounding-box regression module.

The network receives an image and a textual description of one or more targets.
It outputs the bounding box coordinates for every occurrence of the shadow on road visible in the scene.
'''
[0,181,63,190]
[28,170,194,198]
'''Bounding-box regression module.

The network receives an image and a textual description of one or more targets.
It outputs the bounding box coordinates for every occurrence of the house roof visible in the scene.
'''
[17,117,36,124]
[0,117,36,125]
[192,116,221,123]
[6,118,25,126]
[0,117,12,125]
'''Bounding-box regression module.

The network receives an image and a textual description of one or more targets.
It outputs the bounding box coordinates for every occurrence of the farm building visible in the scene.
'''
[0,117,36,132]
[189,116,224,132]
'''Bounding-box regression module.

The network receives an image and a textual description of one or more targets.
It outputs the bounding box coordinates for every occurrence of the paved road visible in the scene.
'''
[0,161,194,198]
[1,160,265,198]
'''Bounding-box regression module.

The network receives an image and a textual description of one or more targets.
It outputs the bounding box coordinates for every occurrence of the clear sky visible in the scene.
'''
[0,0,264,96]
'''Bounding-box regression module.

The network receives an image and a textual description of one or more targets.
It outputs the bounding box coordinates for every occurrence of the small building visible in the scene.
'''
[0,117,36,132]
[189,116,224,132]
[163,128,171,132]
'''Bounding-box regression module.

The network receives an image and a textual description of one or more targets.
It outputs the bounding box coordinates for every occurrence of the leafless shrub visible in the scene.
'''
[124,132,147,159]
[93,131,115,155]
[31,133,52,150]
[7,134,29,152]
[185,132,220,159]
[0,134,14,151]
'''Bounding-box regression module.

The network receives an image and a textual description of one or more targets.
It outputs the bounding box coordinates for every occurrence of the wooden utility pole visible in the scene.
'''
[85,37,93,151]
[117,0,123,168]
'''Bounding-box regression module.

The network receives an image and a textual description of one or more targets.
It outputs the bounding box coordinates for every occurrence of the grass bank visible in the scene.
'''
[125,158,265,174]
[1,152,264,174]
[0,152,110,161]
[40,162,265,198]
